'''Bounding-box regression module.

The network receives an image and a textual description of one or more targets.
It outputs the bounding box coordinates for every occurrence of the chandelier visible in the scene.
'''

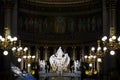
[0,27,17,55]
[12,40,28,62]
[101,27,120,55]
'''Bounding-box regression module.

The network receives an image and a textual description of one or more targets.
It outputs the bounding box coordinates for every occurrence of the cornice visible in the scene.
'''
[19,0,101,8]
[19,8,101,16]
[21,39,98,47]
[19,0,102,15]
[18,32,99,46]
[27,0,92,5]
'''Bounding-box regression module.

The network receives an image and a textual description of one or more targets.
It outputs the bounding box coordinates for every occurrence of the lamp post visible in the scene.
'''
[0,27,17,55]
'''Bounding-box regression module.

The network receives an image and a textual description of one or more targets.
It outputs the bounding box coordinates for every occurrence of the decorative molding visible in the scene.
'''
[27,0,92,5]
[20,0,101,7]
[19,8,101,15]
[19,32,98,46]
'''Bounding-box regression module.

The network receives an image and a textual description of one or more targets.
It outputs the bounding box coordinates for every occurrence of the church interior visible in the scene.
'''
[0,0,120,80]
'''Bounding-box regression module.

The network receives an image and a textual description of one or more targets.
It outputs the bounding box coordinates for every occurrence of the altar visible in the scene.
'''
[39,47,81,80]
[39,72,81,80]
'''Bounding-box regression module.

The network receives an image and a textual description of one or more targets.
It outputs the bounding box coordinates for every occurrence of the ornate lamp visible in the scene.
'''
[84,49,97,76]
[23,49,35,73]
[102,27,120,55]
[0,27,17,55]
[84,40,107,76]
[91,40,107,61]
[84,49,97,63]
[12,40,28,62]
[89,40,108,74]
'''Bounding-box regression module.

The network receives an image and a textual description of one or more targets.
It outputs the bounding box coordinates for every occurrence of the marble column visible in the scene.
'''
[81,46,85,62]
[44,46,48,61]
[109,0,117,36]
[72,46,76,60]
[103,0,117,77]
[2,2,15,80]
[102,0,109,36]
[35,46,40,62]
[108,0,117,71]
[3,1,18,37]
[11,0,18,36]
[4,5,11,27]
[4,3,12,34]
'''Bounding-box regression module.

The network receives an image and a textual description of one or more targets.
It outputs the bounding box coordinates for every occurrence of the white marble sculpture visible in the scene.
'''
[49,47,70,73]
[39,60,46,73]
[74,60,81,73]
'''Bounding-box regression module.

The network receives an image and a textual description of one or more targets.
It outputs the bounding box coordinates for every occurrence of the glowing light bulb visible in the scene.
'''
[103,47,107,51]
[84,55,88,59]
[110,50,115,55]
[28,64,31,67]
[12,47,16,51]
[18,58,21,62]
[118,37,120,41]
[89,63,92,67]
[97,47,101,51]
[97,58,102,62]
[91,47,95,51]
[112,36,116,40]
[3,50,8,56]
[102,36,107,41]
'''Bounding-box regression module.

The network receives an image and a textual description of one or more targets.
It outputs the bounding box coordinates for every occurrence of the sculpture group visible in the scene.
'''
[39,46,81,74]
[49,47,70,73]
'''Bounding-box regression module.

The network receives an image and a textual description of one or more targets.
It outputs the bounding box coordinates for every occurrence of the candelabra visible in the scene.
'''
[23,49,35,73]
[84,40,107,76]
[84,58,98,76]
[12,40,28,62]
[91,40,107,61]
[102,27,120,55]
[84,51,97,64]
[84,50,97,76]
[85,68,98,76]
[0,27,17,55]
